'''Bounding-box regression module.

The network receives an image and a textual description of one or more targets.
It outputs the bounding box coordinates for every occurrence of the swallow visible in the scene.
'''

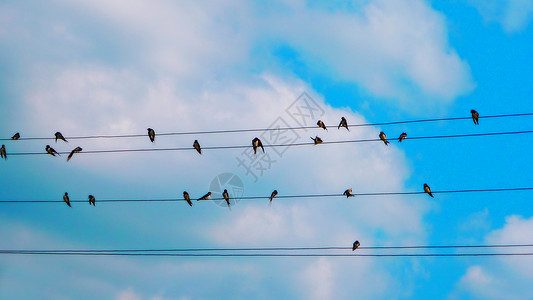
[311,136,323,145]
[183,191,192,207]
[193,140,202,154]
[338,117,349,131]
[222,189,231,208]
[379,131,389,145]
[471,109,479,125]
[398,132,407,142]
[197,192,211,201]
[67,146,82,161]
[63,192,71,207]
[344,188,354,198]
[88,195,95,206]
[252,137,264,154]
[11,133,20,140]
[46,145,60,156]
[269,190,278,205]
[424,183,433,198]
[317,120,327,131]
[55,132,67,143]
[147,128,155,142]
[352,240,360,251]
[0,145,6,160]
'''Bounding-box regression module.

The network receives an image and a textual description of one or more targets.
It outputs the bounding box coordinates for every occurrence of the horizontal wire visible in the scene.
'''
[1,187,532,204]
[2,112,533,141]
[6,130,533,156]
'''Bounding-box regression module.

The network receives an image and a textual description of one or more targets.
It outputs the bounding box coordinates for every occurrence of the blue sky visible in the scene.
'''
[1,0,533,299]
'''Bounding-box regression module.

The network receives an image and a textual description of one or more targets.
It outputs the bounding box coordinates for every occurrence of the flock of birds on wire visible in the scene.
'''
[2,110,481,210]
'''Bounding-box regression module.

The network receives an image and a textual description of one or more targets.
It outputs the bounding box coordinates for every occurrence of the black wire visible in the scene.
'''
[6,130,533,156]
[3,112,533,141]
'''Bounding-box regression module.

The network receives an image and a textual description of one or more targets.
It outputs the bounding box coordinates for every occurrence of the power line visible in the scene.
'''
[3,112,533,141]
[6,130,533,156]
[1,187,532,204]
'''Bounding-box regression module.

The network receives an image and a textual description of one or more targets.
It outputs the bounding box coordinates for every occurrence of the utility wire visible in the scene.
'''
[1,187,532,204]
[3,112,533,141]
[6,130,533,156]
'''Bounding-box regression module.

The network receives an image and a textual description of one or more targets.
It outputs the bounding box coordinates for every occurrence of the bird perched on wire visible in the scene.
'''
[398,132,407,142]
[352,240,360,251]
[67,146,82,161]
[193,140,202,154]
[338,117,349,131]
[424,183,433,198]
[379,131,389,145]
[317,120,327,131]
[63,192,71,207]
[0,145,6,160]
[269,190,278,205]
[88,195,95,206]
[222,189,231,208]
[311,136,323,145]
[252,137,264,154]
[344,188,354,198]
[55,132,67,143]
[197,192,211,201]
[471,110,479,125]
[183,191,192,207]
[46,145,60,156]
[147,128,156,142]
[11,133,20,140]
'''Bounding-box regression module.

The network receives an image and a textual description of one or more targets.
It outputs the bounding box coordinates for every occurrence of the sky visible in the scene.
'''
[0,0,532,299]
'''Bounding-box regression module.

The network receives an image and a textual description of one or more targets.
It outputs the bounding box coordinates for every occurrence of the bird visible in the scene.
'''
[55,132,67,143]
[67,146,82,161]
[0,145,6,160]
[222,189,231,208]
[311,136,323,145]
[147,128,155,142]
[63,192,71,207]
[193,140,202,154]
[11,133,20,140]
[471,109,479,125]
[183,191,192,207]
[88,195,95,206]
[343,188,354,198]
[352,240,360,251]
[45,145,60,156]
[379,131,389,145]
[197,192,211,201]
[317,120,327,131]
[252,137,264,154]
[269,190,278,205]
[398,132,407,142]
[424,183,434,198]
[338,117,349,131]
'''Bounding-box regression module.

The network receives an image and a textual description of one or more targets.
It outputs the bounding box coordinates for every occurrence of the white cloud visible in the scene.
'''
[470,0,533,32]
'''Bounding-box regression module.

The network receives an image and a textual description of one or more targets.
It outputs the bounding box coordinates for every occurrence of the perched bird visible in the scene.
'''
[424,183,434,198]
[183,191,192,207]
[398,132,407,142]
[269,190,278,205]
[471,109,479,125]
[317,120,327,131]
[11,133,20,140]
[88,195,95,206]
[147,128,156,142]
[343,188,354,198]
[0,145,6,160]
[197,192,212,201]
[379,131,389,145]
[222,189,231,208]
[193,140,202,154]
[352,240,360,251]
[252,137,264,154]
[67,146,82,162]
[45,145,60,156]
[55,132,67,143]
[63,192,71,207]
[338,117,349,131]
[311,136,323,145]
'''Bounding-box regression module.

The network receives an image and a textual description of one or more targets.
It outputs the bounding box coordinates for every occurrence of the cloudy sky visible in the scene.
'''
[1,0,532,299]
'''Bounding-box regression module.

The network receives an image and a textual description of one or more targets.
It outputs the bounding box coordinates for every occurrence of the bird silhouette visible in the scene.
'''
[183,191,192,207]
[398,132,407,142]
[147,128,156,142]
[88,195,95,206]
[193,140,202,154]
[63,192,71,207]
[317,120,327,131]
[222,189,231,208]
[352,240,360,251]
[0,145,6,160]
[11,133,20,140]
[252,137,264,154]
[379,131,389,145]
[311,136,323,145]
[338,117,349,131]
[55,132,67,143]
[344,188,354,198]
[269,190,278,205]
[197,192,211,201]
[424,184,434,198]
[471,110,479,125]
[46,145,60,156]
[67,146,82,161]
